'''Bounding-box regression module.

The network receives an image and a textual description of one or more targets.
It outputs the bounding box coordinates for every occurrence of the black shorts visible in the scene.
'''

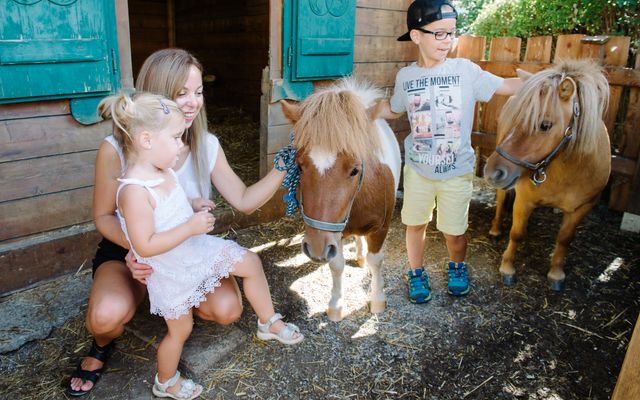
[91,238,128,277]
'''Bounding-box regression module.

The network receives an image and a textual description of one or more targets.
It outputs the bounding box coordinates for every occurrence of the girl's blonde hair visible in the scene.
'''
[98,92,181,160]
[135,48,212,198]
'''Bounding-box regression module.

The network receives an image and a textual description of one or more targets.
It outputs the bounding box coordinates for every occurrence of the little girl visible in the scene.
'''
[98,92,303,400]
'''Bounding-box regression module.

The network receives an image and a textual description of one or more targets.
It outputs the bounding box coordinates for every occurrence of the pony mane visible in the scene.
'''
[499,60,609,155]
[294,77,383,161]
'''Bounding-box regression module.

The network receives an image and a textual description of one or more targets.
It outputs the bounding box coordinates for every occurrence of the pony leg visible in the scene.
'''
[489,189,507,236]
[548,200,597,290]
[354,236,367,267]
[500,198,535,285]
[366,251,386,314]
[327,243,346,321]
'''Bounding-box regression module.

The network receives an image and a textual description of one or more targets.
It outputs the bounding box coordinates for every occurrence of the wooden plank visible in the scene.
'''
[612,314,640,400]
[354,36,416,63]
[0,226,101,295]
[115,0,134,89]
[554,34,586,62]
[524,36,552,62]
[455,36,486,61]
[357,0,411,11]
[355,8,406,37]
[0,99,69,120]
[267,123,293,154]
[609,46,638,211]
[268,0,282,79]
[353,62,411,87]
[0,187,93,241]
[0,151,96,202]
[488,37,522,62]
[480,37,521,134]
[0,115,109,163]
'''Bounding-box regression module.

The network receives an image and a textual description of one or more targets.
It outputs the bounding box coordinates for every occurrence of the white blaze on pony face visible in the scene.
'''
[309,148,337,175]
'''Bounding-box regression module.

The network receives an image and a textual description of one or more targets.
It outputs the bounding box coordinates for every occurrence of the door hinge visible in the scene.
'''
[287,47,293,67]
[111,49,118,74]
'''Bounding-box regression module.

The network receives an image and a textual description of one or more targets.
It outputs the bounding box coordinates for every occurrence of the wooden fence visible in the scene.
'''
[457,34,640,213]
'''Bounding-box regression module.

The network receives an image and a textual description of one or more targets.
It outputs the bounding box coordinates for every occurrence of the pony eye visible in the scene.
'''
[350,167,359,177]
[539,121,553,132]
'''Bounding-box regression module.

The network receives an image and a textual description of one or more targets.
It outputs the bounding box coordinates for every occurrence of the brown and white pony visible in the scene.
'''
[484,60,611,290]
[281,78,401,321]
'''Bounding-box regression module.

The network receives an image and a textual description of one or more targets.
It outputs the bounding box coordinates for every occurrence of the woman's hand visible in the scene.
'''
[125,250,154,285]
[190,197,216,212]
[188,210,216,235]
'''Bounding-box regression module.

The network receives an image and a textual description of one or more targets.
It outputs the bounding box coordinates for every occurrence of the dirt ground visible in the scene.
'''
[1,179,638,400]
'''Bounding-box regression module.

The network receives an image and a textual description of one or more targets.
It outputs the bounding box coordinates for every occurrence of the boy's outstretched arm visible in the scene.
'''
[368,99,405,120]
[495,77,523,96]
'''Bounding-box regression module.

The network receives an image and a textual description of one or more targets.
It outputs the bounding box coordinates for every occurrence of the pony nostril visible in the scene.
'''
[493,167,507,182]
[326,244,337,260]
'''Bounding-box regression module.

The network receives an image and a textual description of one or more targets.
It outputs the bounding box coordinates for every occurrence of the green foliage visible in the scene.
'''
[454,0,639,47]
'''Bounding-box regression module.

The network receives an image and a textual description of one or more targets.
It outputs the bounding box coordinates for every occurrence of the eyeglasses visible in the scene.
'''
[414,28,457,40]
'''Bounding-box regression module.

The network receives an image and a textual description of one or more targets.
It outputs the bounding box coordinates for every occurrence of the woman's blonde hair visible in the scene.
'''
[135,48,212,198]
[98,92,181,161]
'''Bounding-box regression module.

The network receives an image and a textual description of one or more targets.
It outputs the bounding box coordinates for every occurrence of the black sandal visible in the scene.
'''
[66,339,114,397]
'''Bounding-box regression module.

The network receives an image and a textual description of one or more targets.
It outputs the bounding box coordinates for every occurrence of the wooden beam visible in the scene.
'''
[612,314,640,400]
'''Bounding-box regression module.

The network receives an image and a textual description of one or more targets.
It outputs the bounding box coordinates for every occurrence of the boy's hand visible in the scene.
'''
[190,197,216,212]
[188,210,216,235]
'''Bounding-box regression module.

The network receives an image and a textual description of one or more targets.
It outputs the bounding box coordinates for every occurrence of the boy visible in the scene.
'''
[376,0,522,302]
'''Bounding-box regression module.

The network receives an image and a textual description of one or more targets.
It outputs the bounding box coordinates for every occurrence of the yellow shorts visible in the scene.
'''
[401,166,473,235]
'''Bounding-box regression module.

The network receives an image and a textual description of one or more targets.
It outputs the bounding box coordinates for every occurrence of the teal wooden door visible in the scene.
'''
[277,0,356,100]
[0,0,120,123]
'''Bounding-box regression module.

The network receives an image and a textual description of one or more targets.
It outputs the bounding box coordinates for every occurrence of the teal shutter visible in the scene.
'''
[0,0,120,124]
[275,0,356,101]
[292,0,356,81]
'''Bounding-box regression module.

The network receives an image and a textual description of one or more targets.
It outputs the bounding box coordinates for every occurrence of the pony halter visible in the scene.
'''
[496,94,580,186]
[300,161,365,232]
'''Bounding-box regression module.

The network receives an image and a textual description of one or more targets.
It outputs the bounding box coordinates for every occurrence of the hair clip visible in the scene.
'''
[159,100,170,115]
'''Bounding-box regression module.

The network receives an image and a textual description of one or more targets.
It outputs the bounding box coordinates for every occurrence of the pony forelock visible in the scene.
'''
[499,60,609,156]
[294,77,382,161]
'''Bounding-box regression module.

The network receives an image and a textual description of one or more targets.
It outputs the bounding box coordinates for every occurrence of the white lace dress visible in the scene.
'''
[116,172,246,320]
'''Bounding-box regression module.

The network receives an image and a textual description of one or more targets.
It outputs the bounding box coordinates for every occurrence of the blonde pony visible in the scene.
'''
[98,92,182,161]
[135,48,212,198]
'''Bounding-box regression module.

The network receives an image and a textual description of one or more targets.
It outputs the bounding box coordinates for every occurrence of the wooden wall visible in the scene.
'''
[128,0,170,75]
[461,34,640,213]
[261,0,416,176]
[175,0,269,118]
[0,2,133,295]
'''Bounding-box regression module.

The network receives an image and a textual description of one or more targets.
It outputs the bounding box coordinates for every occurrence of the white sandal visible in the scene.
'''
[152,370,202,400]
[256,313,304,345]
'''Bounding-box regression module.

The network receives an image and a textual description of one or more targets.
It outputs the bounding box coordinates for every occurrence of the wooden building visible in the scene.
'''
[0,0,414,295]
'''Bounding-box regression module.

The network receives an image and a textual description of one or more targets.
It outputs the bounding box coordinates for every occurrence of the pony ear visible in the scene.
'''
[366,100,385,121]
[280,99,300,123]
[558,77,577,101]
[516,68,533,82]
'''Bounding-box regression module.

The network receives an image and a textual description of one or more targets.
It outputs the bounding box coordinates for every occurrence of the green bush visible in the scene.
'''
[455,0,639,48]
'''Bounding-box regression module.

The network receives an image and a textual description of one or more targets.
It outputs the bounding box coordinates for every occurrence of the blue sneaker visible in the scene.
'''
[447,262,470,296]
[406,268,431,303]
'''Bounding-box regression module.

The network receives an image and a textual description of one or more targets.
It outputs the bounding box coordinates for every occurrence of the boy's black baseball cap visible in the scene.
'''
[397,0,458,41]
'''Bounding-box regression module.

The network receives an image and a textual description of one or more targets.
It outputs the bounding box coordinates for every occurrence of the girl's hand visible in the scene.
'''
[188,210,216,235]
[190,197,216,212]
[125,250,153,284]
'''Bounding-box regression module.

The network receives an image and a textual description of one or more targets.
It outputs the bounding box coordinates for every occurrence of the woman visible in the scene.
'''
[68,48,287,397]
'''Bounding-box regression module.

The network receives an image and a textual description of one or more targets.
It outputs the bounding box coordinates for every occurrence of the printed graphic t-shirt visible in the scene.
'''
[390,58,503,180]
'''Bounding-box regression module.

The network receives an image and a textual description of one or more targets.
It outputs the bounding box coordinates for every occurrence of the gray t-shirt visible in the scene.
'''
[390,58,503,180]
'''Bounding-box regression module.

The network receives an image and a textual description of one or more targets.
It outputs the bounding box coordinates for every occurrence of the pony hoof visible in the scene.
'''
[489,229,501,237]
[548,278,565,291]
[369,300,386,314]
[327,307,343,322]
[501,273,515,286]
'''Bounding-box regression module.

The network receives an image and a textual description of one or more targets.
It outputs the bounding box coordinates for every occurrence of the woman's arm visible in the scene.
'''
[119,185,214,258]
[93,141,129,248]
[211,147,285,215]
